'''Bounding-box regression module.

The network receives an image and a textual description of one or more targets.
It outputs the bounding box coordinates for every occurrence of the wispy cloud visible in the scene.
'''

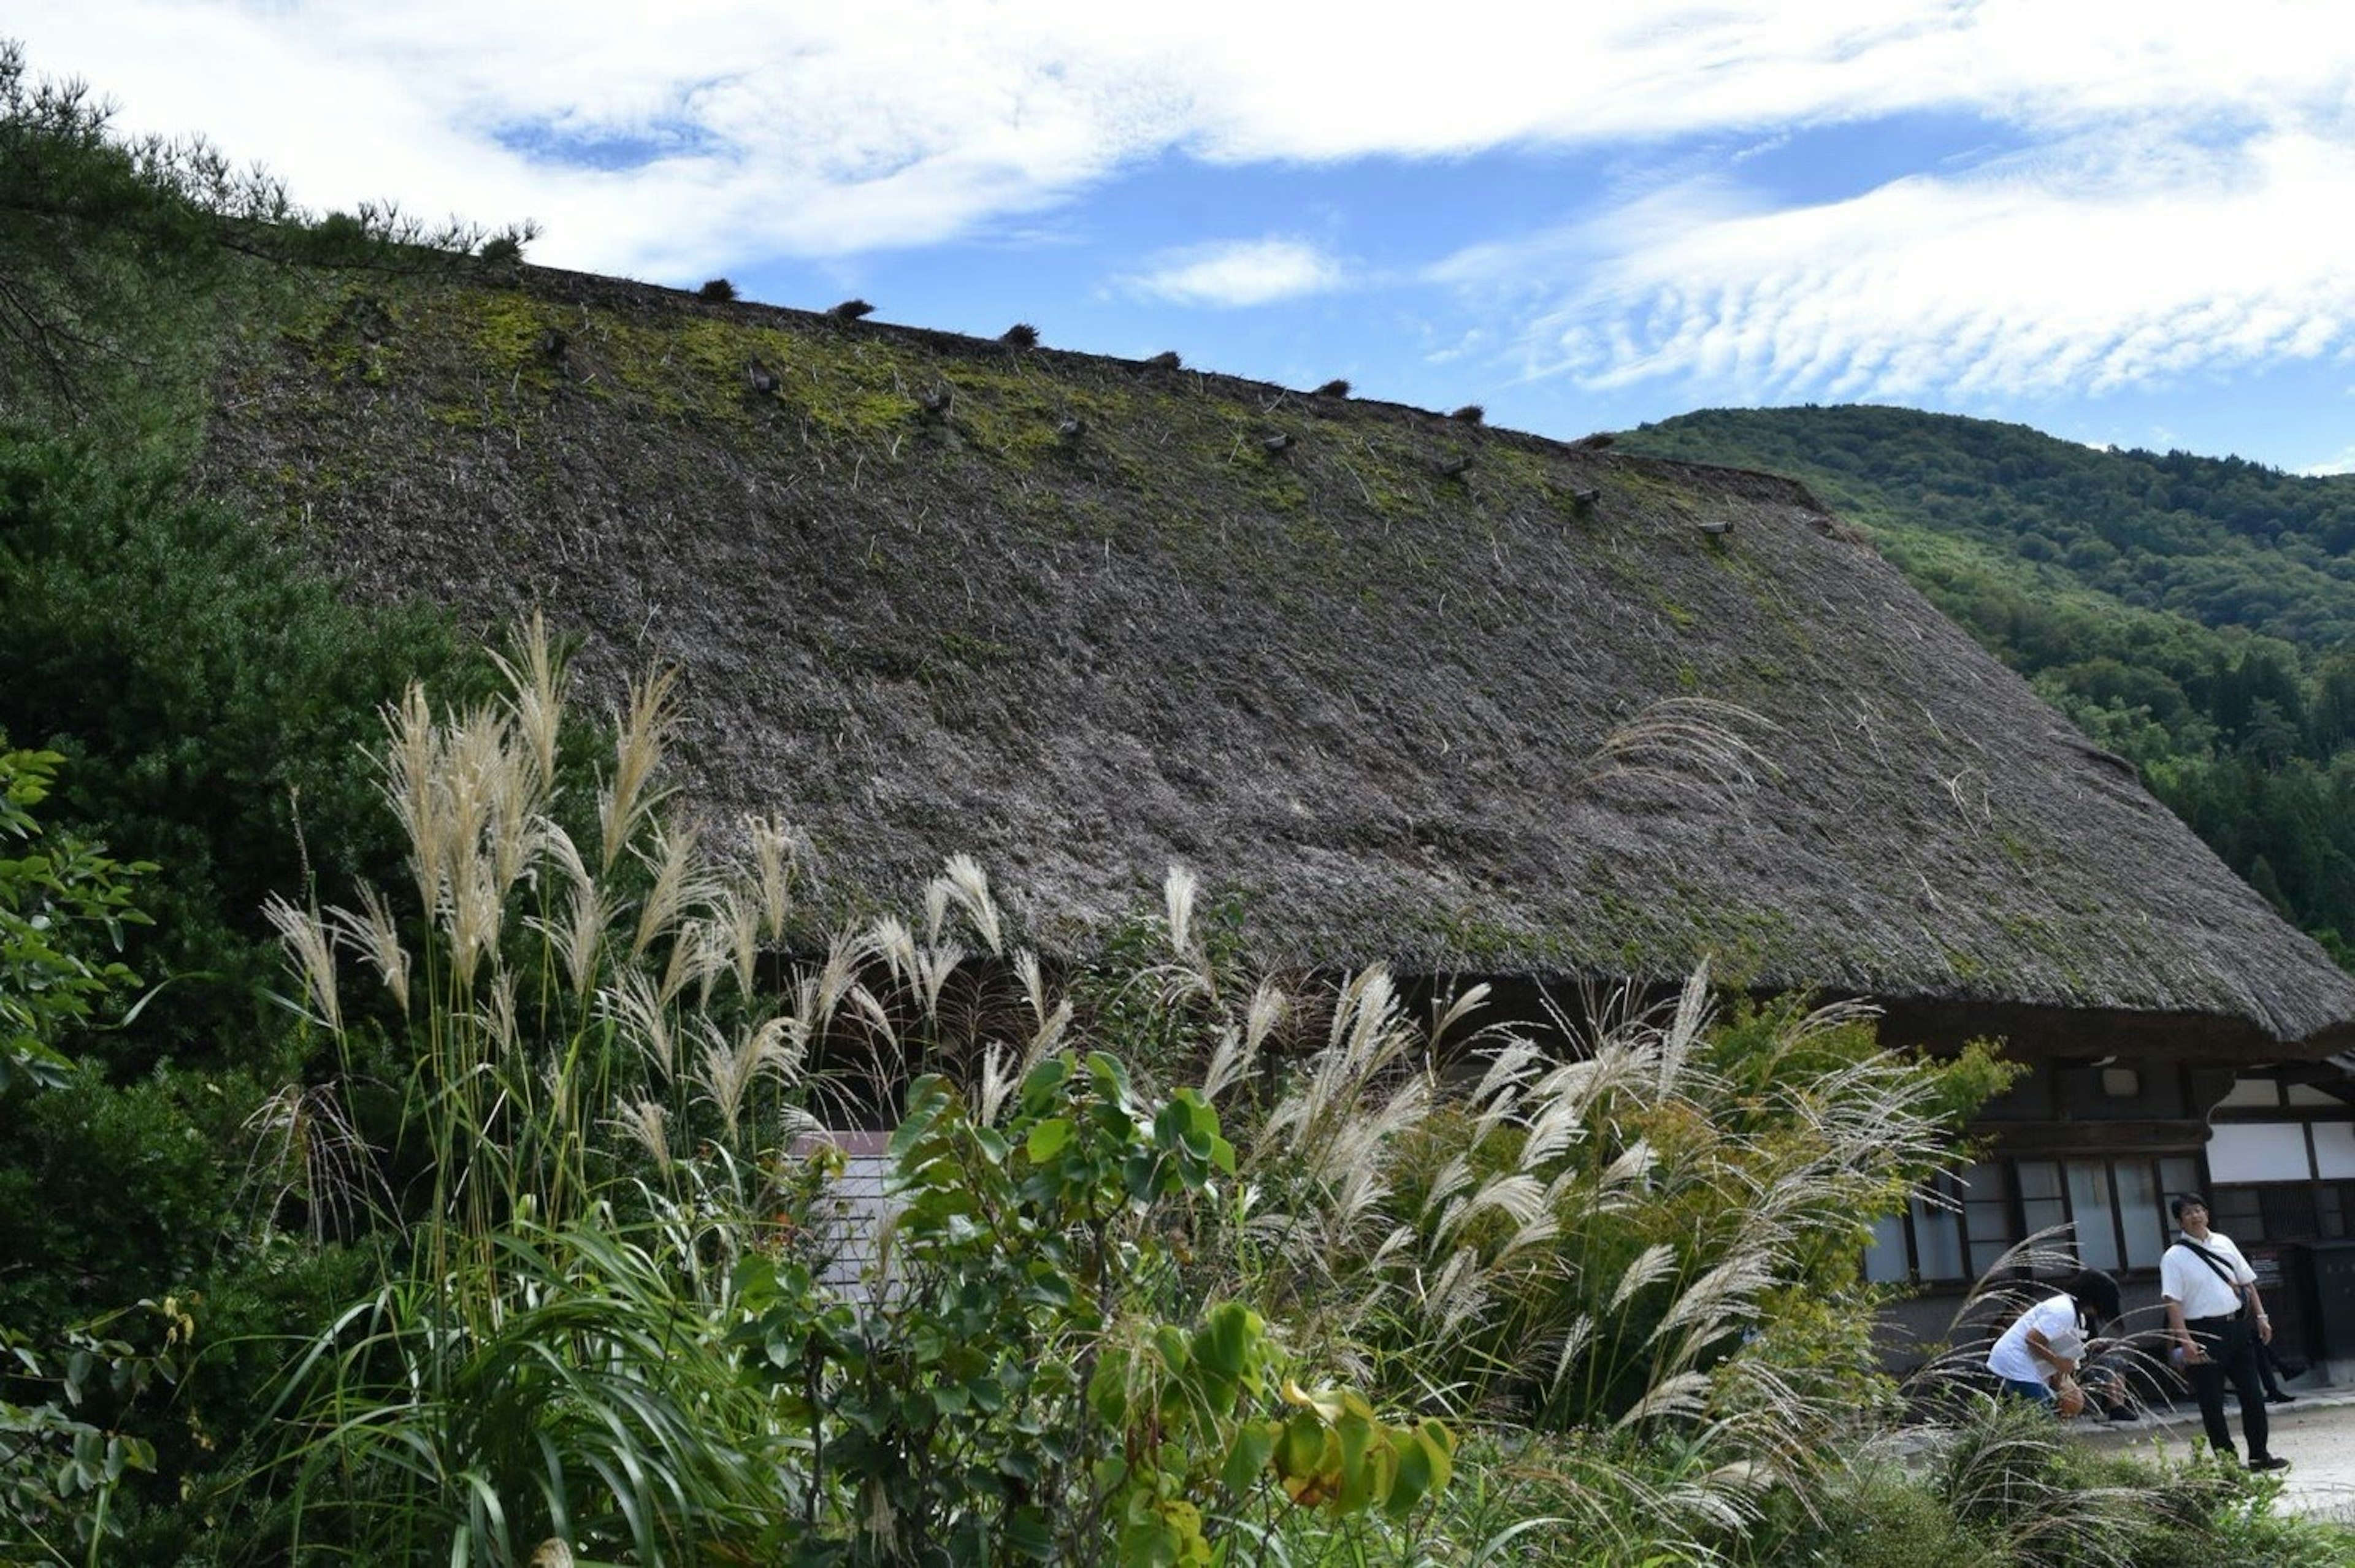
[1120,238,1344,308]
[21,1,2353,279]
[1465,126,2355,405]
[15,0,2355,430]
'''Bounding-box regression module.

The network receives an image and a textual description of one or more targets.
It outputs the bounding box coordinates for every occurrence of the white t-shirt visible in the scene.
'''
[1987,1294,2079,1383]
[2160,1231,2254,1321]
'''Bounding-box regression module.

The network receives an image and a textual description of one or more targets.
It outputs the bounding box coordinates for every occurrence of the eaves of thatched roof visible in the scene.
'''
[195,266,2355,1064]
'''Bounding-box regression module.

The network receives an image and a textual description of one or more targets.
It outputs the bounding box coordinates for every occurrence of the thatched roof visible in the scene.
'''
[194,266,2355,1062]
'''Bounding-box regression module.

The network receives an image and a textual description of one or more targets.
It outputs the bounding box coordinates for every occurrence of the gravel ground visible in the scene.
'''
[2075,1384,2355,1522]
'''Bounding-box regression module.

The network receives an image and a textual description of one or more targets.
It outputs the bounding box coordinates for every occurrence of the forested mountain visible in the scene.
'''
[1620,405,2355,962]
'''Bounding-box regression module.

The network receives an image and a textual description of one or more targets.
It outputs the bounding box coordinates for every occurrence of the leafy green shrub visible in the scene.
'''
[0,1296,194,1567]
[0,738,151,1091]
[734,1055,1449,1565]
[1766,1460,1988,1568]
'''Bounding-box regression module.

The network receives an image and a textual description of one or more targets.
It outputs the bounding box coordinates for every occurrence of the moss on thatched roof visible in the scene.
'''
[195,267,2355,1060]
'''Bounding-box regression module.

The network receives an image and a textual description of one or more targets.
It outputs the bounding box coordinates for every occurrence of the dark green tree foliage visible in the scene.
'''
[0,39,529,434]
[1620,405,2355,960]
[0,40,264,423]
[0,42,496,1069]
[0,435,478,1070]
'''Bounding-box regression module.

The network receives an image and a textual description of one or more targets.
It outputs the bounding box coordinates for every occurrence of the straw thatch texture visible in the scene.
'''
[196,267,2355,1060]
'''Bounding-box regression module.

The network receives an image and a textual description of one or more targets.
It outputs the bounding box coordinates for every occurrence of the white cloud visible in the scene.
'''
[13,0,2355,284]
[1120,238,1344,308]
[13,0,2355,429]
[1443,125,2355,405]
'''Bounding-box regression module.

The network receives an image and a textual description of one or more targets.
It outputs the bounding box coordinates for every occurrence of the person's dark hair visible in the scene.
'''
[2064,1268,2122,1329]
[2169,1193,2208,1223]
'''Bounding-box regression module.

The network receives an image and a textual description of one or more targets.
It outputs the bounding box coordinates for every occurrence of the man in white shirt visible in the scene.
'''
[2160,1195,2286,1471]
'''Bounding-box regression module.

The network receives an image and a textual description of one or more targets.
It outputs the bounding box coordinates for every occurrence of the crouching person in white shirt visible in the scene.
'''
[1985,1268,2118,1414]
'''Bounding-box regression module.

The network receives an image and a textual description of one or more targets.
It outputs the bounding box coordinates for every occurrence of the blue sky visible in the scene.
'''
[19,1,2355,471]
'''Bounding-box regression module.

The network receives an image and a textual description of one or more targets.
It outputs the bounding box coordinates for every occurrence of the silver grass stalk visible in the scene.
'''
[932,853,1004,954]
[1530,1037,1650,1130]
[598,667,680,873]
[631,817,710,961]
[719,886,763,999]
[487,752,547,909]
[744,813,802,941]
[529,822,611,999]
[1419,1153,1477,1225]
[608,1098,673,1176]
[1014,949,1049,1029]
[916,941,965,1023]
[665,916,734,1010]
[688,1019,762,1141]
[1610,1370,1714,1431]
[871,916,918,989]
[1658,1470,1757,1531]
[1259,966,1407,1157]
[329,883,411,1012]
[746,1012,813,1087]
[379,683,443,918]
[263,894,342,1034]
[1163,865,1198,957]
[1601,1139,1658,1191]
[479,965,520,1064]
[437,705,510,907]
[1420,1247,1489,1339]
[1426,981,1493,1050]
[239,1081,389,1242]
[922,878,951,946]
[1549,1315,1597,1390]
[445,844,504,994]
[1363,1223,1417,1274]
[1445,1171,1547,1244]
[1655,958,1713,1096]
[1466,1038,1541,1123]
[600,968,676,1082]
[977,1043,1019,1126]
[1155,865,1217,1001]
[771,1101,827,1148]
[1198,1026,1247,1108]
[1022,998,1073,1074]
[490,611,565,795]
[1322,1139,1401,1244]
[1494,1207,1561,1261]
[844,982,898,1042]
[811,930,875,1037]
[1516,1093,1589,1171]
[1199,982,1285,1105]
[1649,1251,1779,1347]
[1610,1242,1680,1312]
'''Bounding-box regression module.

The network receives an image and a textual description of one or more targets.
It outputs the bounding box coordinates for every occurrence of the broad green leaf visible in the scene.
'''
[1025,1116,1073,1161]
[1220,1421,1276,1495]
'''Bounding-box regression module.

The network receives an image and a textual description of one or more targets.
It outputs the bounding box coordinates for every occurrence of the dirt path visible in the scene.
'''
[2076,1386,2355,1521]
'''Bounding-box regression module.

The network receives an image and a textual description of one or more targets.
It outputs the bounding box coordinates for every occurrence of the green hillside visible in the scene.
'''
[1620,405,2355,959]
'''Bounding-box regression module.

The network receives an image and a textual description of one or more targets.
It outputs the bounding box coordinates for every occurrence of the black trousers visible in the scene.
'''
[2185,1312,2270,1462]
